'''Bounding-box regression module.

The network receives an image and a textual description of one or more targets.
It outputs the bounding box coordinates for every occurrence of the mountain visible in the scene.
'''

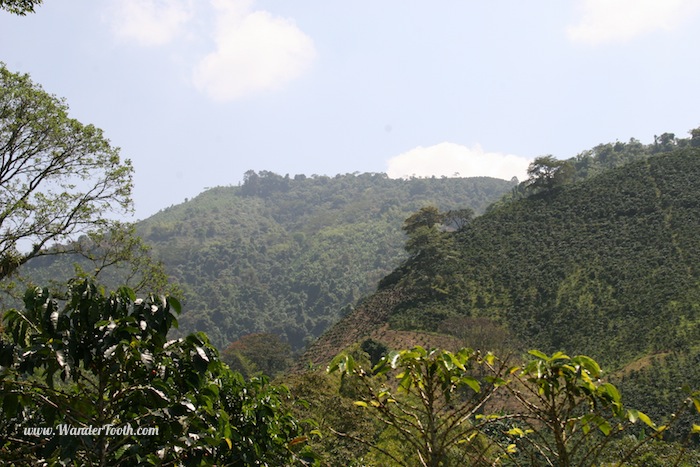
[302,146,700,429]
[18,171,513,350]
[134,172,515,349]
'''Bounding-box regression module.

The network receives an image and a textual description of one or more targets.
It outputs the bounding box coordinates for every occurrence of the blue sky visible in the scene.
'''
[2,0,700,220]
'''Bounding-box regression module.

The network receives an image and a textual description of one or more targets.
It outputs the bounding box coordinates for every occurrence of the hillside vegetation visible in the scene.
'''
[379,148,700,365]
[303,135,700,440]
[134,172,514,349]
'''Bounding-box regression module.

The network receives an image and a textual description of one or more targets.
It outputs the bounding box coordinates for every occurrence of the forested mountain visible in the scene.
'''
[24,172,513,351]
[304,144,700,433]
[148,173,513,349]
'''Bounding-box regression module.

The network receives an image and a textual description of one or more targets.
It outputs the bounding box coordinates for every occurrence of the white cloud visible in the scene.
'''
[192,0,316,101]
[567,0,700,45]
[107,0,193,47]
[386,143,531,182]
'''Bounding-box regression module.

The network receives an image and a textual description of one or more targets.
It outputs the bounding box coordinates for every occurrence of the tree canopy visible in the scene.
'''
[0,0,42,15]
[0,278,313,465]
[0,63,133,281]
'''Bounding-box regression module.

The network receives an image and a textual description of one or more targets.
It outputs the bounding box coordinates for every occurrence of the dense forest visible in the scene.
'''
[304,135,700,455]
[24,172,515,350]
[7,3,700,464]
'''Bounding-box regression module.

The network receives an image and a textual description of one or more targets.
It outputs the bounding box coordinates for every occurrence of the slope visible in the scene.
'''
[306,149,700,371]
[135,172,514,349]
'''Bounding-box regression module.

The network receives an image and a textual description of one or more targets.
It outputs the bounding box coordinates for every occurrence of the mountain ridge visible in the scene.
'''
[305,148,700,373]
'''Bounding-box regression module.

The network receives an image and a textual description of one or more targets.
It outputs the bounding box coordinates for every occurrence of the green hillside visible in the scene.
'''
[383,149,700,365]
[304,145,700,434]
[135,172,514,349]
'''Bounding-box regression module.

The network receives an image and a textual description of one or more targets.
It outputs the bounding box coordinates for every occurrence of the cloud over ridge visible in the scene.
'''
[386,143,531,182]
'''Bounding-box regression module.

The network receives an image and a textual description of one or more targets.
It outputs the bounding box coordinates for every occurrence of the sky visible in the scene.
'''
[2,0,700,220]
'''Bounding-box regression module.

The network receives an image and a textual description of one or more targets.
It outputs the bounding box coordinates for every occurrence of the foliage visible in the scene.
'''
[526,155,575,193]
[502,350,659,466]
[16,222,179,301]
[26,172,514,350]
[221,332,292,378]
[615,350,700,444]
[0,63,133,282]
[329,346,509,466]
[379,147,700,369]
[0,0,41,15]
[284,369,378,466]
[0,278,312,465]
[347,145,700,456]
[326,346,700,466]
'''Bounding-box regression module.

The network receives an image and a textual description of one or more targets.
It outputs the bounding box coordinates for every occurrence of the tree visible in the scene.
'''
[0,0,42,15]
[0,278,313,465]
[526,156,574,193]
[690,127,700,148]
[0,63,133,281]
[69,222,178,295]
[329,346,510,466]
[653,133,677,153]
[329,346,691,467]
[402,207,445,258]
[443,208,474,232]
[500,350,659,466]
[221,332,292,378]
[402,206,444,235]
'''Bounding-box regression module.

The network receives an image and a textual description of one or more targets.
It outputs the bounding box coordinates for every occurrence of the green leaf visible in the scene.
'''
[168,296,182,314]
[460,376,481,393]
[598,382,621,403]
[573,355,602,377]
[628,409,656,429]
[448,352,465,370]
[597,419,612,436]
[527,349,549,361]
[195,346,209,362]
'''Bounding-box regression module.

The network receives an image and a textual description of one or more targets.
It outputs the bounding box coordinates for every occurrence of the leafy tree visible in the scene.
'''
[0,63,133,281]
[329,346,509,466]
[0,278,312,465]
[221,332,292,378]
[402,206,444,235]
[502,350,661,466]
[653,133,677,153]
[328,346,695,467]
[443,208,474,232]
[690,127,700,148]
[526,155,574,193]
[0,0,41,15]
[69,222,177,295]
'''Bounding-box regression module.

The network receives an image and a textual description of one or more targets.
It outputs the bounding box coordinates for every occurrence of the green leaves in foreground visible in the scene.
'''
[0,278,314,466]
[329,346,699,467]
